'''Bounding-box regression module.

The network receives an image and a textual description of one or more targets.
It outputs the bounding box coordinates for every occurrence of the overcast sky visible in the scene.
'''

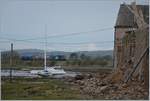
[0,0,148,52]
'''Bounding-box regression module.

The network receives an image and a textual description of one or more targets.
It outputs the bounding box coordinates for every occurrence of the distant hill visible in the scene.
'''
[2,49,113,58]
[16,49,44,56]
[77,50,113,57]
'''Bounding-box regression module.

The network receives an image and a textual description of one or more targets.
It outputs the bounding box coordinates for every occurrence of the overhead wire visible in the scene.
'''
[24,27,113,41]
[0,38,114,45]
[0,27,114,52]
[0,27,113,41]
[0,27,114,45]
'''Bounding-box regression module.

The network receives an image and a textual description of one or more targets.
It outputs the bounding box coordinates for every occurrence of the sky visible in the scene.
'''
[0,0,148,52]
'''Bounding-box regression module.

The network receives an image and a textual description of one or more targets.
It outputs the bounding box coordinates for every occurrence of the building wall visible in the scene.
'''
[113,27,149,87]
[114,27,137,69]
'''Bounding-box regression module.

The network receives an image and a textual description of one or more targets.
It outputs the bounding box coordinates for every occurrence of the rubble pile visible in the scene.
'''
[68,73,149,100]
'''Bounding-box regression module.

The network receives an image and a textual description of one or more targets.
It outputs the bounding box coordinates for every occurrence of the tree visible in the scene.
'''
[69,53,78,60]
[102,55,112,61]
[1,51,21,67]
[80,53,86,60]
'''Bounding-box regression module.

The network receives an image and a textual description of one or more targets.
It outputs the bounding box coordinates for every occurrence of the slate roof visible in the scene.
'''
[115,4,149,28]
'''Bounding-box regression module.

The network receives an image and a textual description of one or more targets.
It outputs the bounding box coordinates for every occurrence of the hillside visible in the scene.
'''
[6,49,113,58]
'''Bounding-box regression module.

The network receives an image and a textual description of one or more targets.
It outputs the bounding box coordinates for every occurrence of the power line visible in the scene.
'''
[4,0,128,2]
[0,27,113,41]
[0,27,114,48]
[0,40,11,43]
[25,27,113,41]
[0,38,114,45]
[47,41,114,45]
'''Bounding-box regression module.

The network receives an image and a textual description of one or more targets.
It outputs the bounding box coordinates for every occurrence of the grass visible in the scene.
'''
[63,66,113,73]
[1,78,85,100]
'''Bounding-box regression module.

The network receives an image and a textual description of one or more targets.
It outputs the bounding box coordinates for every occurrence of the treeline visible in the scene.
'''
[65,53,112,66]
[1,51,22,67]
[1,51,113,68]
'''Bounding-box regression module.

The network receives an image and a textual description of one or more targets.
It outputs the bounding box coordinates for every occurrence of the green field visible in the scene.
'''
[2,65,113,73]
[1,78,88,100]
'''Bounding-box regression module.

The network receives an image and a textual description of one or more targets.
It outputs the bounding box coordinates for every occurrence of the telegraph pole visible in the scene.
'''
[0,50,1,83]
[10,43,13,82]
[0,50,1,69]
[44,24,47,71]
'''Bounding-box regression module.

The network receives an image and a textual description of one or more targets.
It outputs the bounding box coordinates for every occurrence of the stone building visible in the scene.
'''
[113,3,149,88]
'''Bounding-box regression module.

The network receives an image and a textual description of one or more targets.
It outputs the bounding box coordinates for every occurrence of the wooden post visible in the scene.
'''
[10,43,13,82]
[0,50,2,68]
[125,48,148,83]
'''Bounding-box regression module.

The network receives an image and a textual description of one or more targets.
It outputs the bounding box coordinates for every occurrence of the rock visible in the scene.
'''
[99,82,107,86]
[111,85,118,91]
[122,83,128,88]
[100,86,108,92]
[75,74,84,80]
[85,73,93,79]
[79,86,84,90]
[96,82,101,86]
[94,87,101,94]
[67,78,74,82]
[78,80,84,86]
[70,82,75,85]
[88,73,93,78]
[101,74,106,78]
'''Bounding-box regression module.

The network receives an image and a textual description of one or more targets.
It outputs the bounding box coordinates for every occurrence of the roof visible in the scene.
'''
[115,4,149,28]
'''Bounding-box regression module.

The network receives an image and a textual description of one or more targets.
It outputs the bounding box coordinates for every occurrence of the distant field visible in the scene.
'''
[1,78,87,100]
[63,66,113,73]
[2,65,113,73]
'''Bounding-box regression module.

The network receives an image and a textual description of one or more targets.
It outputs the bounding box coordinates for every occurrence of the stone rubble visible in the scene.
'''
[65,72,149,100]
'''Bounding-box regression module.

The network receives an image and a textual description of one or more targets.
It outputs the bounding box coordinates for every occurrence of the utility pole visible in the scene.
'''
[0,50,1,69]
[44,24,47,71]
[0,50,1,83]
[10,43,13,82]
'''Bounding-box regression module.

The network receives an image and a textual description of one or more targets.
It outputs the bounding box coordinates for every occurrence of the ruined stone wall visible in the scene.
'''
[112,27,149,88]
[114,27,137,69]
[131,28,149,88]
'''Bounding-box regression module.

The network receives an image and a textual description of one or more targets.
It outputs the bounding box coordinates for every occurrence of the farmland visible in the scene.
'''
[1,78,87,100]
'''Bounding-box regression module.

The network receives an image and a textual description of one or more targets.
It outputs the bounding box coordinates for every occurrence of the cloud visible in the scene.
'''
[87,43,98,51]
[75,43,113,51]
[75,43,99,51]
